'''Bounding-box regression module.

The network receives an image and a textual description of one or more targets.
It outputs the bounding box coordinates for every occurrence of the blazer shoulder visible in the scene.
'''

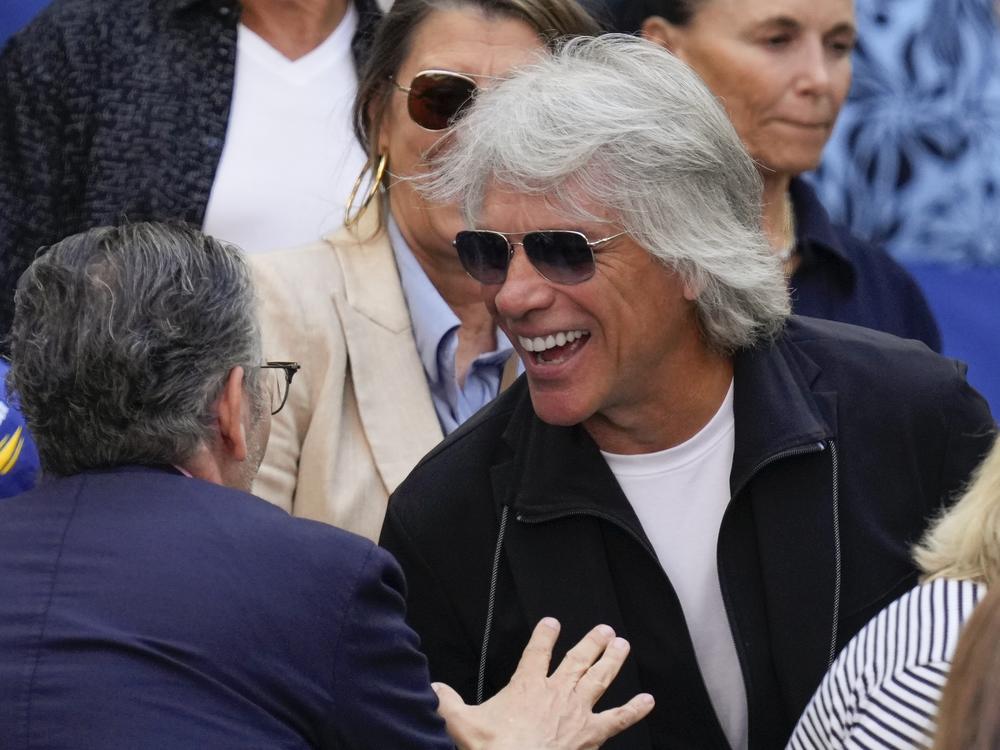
[253,239,344,293]
[3,0,155,63]
[833,227,938,312]
[186,473,380,568]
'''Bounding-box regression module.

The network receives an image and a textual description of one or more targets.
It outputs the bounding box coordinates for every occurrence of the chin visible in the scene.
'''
[527,387,593,428]
[756,140,827,179]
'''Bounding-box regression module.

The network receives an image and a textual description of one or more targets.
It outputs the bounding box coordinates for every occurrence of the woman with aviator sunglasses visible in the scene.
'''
[249,0,599,539]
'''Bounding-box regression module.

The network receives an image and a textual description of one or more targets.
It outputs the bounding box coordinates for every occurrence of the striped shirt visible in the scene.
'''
[787,578,987,750]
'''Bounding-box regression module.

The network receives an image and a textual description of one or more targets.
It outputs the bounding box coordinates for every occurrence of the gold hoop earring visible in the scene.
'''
[345,154,388,229]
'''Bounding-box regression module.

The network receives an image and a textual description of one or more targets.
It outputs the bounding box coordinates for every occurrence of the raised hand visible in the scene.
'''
[433,618,654,750]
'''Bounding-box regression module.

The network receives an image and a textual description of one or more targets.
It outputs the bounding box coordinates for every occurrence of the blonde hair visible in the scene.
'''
[914,435,1000,586]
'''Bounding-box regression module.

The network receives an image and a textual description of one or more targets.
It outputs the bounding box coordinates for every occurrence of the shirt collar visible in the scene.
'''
[388,218,462,383]
[790,177,857,286]
[388,218,513,384]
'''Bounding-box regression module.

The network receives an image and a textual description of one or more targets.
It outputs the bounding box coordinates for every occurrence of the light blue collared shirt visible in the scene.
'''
[388,219,514,435]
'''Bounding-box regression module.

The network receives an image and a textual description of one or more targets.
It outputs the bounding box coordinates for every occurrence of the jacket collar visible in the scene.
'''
[790,177,857,290]
[324,202,412,332]
[730,319,836,495]
[324,204,445,492]
[495,318,836,520]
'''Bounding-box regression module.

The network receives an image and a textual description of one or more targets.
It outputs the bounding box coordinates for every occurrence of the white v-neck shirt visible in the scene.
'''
[601,382,747,750]
[202,7,366,253]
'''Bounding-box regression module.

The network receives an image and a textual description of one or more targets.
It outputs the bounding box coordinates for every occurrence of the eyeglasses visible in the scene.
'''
[391,70,495,131]
[258,361,300,416]
[453,230,626,285]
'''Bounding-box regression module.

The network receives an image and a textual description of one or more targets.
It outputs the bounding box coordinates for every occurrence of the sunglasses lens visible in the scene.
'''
[454,231,510,284]
[523,232,596,284]
[407,72,477,130]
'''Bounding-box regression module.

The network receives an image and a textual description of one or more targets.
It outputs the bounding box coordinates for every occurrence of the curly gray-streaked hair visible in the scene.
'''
[423,34,790,353]
[7,222,264,476]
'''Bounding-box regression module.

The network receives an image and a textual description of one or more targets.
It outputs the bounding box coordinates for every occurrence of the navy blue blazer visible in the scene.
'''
[0,465,453,749]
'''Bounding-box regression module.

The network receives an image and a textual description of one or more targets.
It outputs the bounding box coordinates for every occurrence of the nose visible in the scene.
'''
[795,38,833,97]
[491,244,555,322]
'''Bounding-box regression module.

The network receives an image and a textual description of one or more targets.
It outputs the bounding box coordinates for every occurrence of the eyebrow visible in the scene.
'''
[752,16,857,37]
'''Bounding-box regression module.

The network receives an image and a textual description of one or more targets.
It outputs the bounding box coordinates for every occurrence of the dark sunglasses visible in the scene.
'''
[453,230,626,285]
[391,70,495,131]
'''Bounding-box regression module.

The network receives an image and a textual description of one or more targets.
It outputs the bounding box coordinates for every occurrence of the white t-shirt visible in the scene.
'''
[202,6,367,254]
[601,381,747,750]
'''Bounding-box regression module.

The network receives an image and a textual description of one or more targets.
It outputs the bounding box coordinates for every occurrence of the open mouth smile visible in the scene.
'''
[518,329,590,365]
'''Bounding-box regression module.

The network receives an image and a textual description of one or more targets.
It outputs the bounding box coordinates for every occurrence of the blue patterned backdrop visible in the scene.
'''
[810,0,1000,266]
[806,0,999,410]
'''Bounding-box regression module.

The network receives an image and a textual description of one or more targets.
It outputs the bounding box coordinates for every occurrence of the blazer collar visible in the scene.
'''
[324,203,413,333]
[324,204,444,492]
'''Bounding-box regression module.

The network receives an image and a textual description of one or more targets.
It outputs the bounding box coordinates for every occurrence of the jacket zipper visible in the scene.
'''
[716,440,827,717]
[742,440,842,669]
[483,441,841,731]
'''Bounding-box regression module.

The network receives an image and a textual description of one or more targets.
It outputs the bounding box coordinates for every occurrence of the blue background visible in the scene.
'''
[2,0,997,412]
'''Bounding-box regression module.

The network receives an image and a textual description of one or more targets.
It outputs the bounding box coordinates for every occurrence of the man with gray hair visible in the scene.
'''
[0,222,654,749]
[379,36,995,750]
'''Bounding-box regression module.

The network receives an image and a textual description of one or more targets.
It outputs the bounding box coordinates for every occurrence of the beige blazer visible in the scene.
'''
[250,212,445,541]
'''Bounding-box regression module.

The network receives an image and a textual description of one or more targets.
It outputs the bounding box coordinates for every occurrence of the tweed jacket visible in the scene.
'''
[381,317,995,750]
[251,210,444,540]
[0,0,380,341]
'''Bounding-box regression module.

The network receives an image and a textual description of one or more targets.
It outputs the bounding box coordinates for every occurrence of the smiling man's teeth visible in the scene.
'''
[518,330,587,352]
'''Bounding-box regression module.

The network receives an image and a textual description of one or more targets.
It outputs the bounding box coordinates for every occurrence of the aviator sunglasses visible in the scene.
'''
[391,70,499,131]
[453,230,626,285]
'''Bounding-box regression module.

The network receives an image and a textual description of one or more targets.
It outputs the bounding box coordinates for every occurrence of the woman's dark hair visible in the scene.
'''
[593,0,699,34]
[353,0,601,164]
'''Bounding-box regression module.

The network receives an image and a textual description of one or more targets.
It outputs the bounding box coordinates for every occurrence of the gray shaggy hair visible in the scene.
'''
[7,222,264,476]
[423,34,790,353]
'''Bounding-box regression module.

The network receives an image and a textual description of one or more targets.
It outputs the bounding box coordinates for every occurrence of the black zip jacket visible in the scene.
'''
[380,316,995,750]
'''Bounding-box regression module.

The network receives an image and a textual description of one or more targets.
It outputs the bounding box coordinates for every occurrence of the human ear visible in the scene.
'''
[641,16,686,57]
[216,366,248,462]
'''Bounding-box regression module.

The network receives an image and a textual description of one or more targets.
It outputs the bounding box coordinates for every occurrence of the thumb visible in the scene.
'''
[432,682,479,750]
[431,681,467,720]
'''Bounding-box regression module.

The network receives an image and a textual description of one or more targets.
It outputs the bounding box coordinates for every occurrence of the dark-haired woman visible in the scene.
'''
[251,0,599,537]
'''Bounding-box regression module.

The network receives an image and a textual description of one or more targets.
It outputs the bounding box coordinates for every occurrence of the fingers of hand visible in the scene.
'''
[512,617,561,678]
[550,623,616,683]
[574,635,631,705]
[589,693,656,744]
